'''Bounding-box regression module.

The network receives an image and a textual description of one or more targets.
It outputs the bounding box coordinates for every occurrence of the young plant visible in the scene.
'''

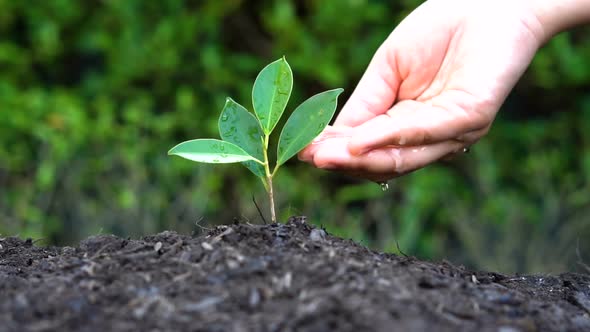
[168,57,343,223]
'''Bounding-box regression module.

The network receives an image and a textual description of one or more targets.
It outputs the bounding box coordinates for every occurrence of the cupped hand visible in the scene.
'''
[299,0,546,182]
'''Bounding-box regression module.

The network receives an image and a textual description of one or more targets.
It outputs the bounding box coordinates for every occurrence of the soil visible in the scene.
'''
[1,217,589,332]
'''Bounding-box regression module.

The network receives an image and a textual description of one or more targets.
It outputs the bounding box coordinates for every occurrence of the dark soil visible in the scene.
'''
[1,217,589,332]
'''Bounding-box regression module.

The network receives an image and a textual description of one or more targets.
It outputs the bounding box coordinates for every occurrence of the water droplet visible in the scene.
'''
[221,115,229,121]
[379,182,389,192]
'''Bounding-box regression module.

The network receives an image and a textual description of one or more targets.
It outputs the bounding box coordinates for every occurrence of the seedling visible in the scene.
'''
[168,57,343,223]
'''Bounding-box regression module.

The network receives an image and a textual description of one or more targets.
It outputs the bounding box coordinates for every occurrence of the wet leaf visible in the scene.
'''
[219,98,266,178]
[252,57,293,134]
[276,88,344,167]
[168,139,260,164]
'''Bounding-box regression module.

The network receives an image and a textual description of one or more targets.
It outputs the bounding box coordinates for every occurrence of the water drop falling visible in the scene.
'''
[379,182,389,192]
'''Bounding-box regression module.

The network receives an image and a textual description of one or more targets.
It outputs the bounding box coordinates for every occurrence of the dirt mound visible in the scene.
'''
[1,217,589,331]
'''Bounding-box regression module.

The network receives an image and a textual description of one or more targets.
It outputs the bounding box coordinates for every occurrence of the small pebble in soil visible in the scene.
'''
[249,288,261,308]
[272,272,293,291]
[201,242,213,251]
[226,259,239,269]
[309,229,326,242]
[154,242,162,252]
[471,275,480,284]
[328,249,335,258]
[497,327,521,332]
[184,297,224,312]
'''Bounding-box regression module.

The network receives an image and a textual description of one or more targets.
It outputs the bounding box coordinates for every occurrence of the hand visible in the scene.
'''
[298,0,547,182]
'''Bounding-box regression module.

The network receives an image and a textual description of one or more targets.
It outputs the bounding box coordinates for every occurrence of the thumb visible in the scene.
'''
[334,43,400,128]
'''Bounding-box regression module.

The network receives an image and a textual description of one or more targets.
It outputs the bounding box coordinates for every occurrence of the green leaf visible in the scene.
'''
[276,88,344,167]
[219,98,266,178]
[252,57,293,134]
[168,139,261,164]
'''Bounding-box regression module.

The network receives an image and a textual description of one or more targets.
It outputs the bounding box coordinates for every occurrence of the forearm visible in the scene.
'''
[532,0,590,41]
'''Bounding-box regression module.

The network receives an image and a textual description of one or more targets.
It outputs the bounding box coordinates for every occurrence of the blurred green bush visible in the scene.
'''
[0,0,589,273]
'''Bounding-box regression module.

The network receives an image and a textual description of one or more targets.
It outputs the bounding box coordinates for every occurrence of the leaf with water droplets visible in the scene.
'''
[168,139,261,164]
[219,98,265,178]
[252,57,293,135]
[276,88,344,167]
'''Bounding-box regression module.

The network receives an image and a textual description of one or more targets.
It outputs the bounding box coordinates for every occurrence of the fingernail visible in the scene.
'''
[298,153,312,162]
[348,144,368,156]
[316,162,336,170]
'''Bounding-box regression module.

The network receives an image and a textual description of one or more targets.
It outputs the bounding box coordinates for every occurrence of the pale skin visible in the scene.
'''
[299,0,590,182]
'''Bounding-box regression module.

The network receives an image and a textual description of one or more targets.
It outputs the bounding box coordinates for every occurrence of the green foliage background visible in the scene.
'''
[1,0,589,273]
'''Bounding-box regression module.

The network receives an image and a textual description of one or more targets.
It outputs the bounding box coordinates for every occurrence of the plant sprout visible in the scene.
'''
[168,57,343,223]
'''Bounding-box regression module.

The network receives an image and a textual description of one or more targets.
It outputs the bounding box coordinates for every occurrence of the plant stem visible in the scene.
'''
[266,173,276,223]
[262,134,276,223]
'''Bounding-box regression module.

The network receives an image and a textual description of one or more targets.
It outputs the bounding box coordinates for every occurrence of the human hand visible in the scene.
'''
[299,0,550,182]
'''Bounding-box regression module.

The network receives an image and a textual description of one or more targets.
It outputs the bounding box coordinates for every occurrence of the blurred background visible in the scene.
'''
[1,0,589,274]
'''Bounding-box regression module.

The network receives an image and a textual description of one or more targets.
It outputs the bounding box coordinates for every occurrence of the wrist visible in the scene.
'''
[530,0,590,41]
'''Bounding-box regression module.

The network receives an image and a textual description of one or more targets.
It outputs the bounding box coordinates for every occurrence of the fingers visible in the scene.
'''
[298,125,353,163]
[300,133,465,182]
[333,43,400,128]
[347,91,494,155]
